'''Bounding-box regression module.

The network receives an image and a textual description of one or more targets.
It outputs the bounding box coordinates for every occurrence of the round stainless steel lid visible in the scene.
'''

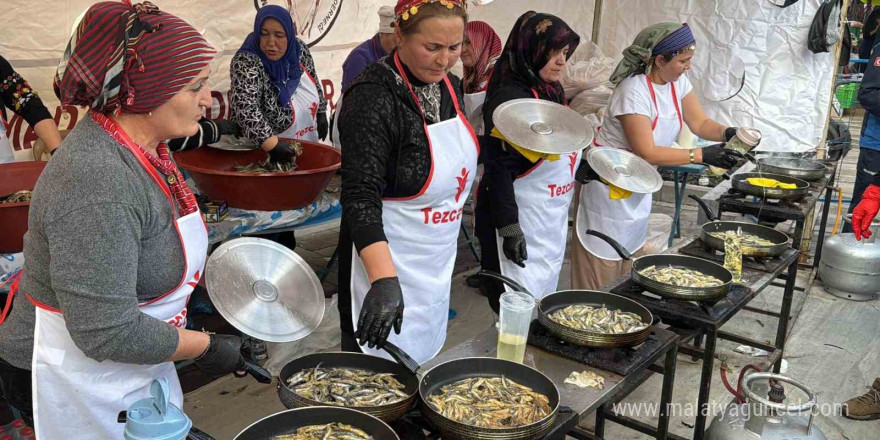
[492,98,593,154]
[586,147,663,194]
[206,237,325,342]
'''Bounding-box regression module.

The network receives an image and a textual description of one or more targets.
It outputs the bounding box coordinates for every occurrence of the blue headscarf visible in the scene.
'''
[237,5,302,107]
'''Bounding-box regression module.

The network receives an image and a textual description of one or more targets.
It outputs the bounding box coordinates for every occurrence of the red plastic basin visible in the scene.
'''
[173,139,341,211]
[0,161,47,253]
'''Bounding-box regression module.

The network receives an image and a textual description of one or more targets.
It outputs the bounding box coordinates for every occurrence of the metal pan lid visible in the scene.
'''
[586,147,663,194]
[492,98,593,154]
[206,237,325,343]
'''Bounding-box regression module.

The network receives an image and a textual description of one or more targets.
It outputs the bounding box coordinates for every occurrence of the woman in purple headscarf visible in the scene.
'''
[230,5,329,163]
[571,22,747,290]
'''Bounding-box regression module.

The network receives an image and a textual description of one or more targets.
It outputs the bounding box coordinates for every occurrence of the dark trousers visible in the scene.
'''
[843,148,880,233]
[0,357,33,426]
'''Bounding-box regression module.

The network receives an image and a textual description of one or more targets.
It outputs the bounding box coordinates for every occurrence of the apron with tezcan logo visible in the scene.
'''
[278,65,320,142]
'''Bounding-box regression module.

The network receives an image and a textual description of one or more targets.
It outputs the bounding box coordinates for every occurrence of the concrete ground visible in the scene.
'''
[184,111,879,440]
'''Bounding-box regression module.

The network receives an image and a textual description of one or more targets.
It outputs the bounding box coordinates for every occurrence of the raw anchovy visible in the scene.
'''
[564,371,604,389]
[548,305,648,334]
[234,141,302,173]
[271,422,373,440]
[285,366,408,407]
[0,190,32,205]
[427,376,551,429]
[639,265,723,288]
[709,231,775,247]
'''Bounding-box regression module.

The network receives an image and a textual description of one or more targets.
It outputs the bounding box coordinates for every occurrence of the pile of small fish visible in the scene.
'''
[427,376,551,429]
[286,366,408,407]
[234,141,302,173]
[0,190,32,205]
[709,231,776,247]
[548,305,647,335]
[271,423,373,440]
[639,265,723,288]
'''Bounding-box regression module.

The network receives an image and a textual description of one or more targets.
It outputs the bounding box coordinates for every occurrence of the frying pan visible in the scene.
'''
[689,195,790,258]
[755,157,826,181]
[234,406,400,440]
[476,271,653,348]
[277,348,419,423]
[585,230,733,302]
[381,346,560,440]
[730,172,810,200]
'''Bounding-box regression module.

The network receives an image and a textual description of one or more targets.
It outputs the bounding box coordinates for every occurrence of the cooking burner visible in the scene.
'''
[680,238,783,273]
[389,406,579,440]
[527,321,677,376]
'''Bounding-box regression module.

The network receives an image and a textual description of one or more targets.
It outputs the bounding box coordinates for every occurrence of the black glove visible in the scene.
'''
[723,127,738,143]
[193,334,247,379]
[701,144,744,169]
[499,223,527,267]
[268,140,298,163]
[355,277,404,349]
[215,119,240,137]
[316,111,329,141]
[574,159,601,184]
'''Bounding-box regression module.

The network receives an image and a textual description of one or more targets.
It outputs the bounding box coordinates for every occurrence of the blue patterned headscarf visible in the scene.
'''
[609,22,696,85]
[237,5,302,107]
[652,24,695,56]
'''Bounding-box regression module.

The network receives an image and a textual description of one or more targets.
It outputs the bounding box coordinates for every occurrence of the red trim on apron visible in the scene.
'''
[645,76,682,131]
[383,53,479,201]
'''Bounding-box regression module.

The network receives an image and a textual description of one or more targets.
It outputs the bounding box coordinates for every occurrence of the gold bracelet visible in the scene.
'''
[689,149,695,164]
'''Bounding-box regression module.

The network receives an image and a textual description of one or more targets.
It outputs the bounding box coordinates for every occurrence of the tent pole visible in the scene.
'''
[591,0,603,43]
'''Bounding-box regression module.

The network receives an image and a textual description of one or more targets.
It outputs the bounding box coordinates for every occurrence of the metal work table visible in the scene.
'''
[604,240,799,440]
[425,324,680,439]
[658,164,708,247]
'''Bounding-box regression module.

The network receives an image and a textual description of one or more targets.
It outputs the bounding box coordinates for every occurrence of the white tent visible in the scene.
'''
[0,0,837,153]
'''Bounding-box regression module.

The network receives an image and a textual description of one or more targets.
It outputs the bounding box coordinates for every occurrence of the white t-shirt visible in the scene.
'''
[597,73,692,150]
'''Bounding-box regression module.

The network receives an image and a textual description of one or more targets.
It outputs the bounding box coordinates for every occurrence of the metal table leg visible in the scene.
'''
[814,167,839,268]
[595,403,607,439]
[693,329,717,440]
[657,340,679,440]
[773,260,797,373]
[669,171,690,248]
[460,223,480,260]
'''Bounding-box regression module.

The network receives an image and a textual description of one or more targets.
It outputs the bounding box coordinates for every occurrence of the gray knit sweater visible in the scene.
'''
[0,117,186,370]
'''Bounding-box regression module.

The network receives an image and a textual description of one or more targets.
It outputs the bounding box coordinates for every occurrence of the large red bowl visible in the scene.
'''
[0,161,47,253]
[173,139,341,211]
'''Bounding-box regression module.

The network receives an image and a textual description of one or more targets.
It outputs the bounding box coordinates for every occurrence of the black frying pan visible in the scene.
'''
[277,349,419,423]
[476,271,652,348]
[379,345,560,440]
[585,230,733,303]
[234,406,400,440]
[689,195,790,258]
[731,172,810,200]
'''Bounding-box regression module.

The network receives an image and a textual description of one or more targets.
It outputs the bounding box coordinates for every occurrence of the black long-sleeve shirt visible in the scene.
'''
[166,118,221,152]
[0,55,53,126]
[858,45,880,187]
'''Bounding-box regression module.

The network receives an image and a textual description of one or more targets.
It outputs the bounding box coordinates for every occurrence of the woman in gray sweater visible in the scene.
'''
[0,3,247,438]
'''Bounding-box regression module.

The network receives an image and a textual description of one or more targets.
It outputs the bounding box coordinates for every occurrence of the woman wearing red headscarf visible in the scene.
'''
[460,20,501,133]
[0,3,248,438]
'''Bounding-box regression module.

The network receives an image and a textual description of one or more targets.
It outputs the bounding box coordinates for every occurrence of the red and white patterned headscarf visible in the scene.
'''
[463,21,502,94]
[54,1,216,114]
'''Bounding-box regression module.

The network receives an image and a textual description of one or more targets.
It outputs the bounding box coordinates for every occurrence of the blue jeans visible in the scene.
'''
[844,148,880,233]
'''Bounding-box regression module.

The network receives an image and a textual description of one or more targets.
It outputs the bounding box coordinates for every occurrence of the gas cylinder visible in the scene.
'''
[706,372,827,440]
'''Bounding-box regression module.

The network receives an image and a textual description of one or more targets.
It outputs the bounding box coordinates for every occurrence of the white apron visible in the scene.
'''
[350,53,479,365]
[278,66,320,142]
[24,117,208,440]
[464,91,487,136]
[0,111,14,164]
[578,77,682,260]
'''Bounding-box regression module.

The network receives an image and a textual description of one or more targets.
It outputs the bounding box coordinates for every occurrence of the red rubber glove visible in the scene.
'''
[853,185,880,241]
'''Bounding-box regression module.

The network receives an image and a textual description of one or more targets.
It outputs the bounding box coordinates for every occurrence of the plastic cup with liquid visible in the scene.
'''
[726,127,762,155]
[496,291,535,364]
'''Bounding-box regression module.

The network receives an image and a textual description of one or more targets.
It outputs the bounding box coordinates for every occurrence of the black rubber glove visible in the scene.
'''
[701,144,744,169]
[268,140,298,163]
[574,158,601,184]
[215,119,240,136]
[503,235,528,268]
[316,111,329,141]
[355,277,404,349]
[723,127,738,143]
[193,334,247,379]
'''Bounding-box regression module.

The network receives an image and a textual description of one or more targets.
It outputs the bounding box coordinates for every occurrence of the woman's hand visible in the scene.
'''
[854,185,880,241]
[316,111,329,141]
[268,140,299,163]
[356,277,404,349]
[700,144,743,169]
[193,333,247,378]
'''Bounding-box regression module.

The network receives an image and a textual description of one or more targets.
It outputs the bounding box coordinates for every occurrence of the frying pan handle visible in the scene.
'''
[584,229,632,260]
[475,270,533,295]
[187,427,217,440]
[688,194,720,221]
[382,342,421,377]
[233,361,273,384]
